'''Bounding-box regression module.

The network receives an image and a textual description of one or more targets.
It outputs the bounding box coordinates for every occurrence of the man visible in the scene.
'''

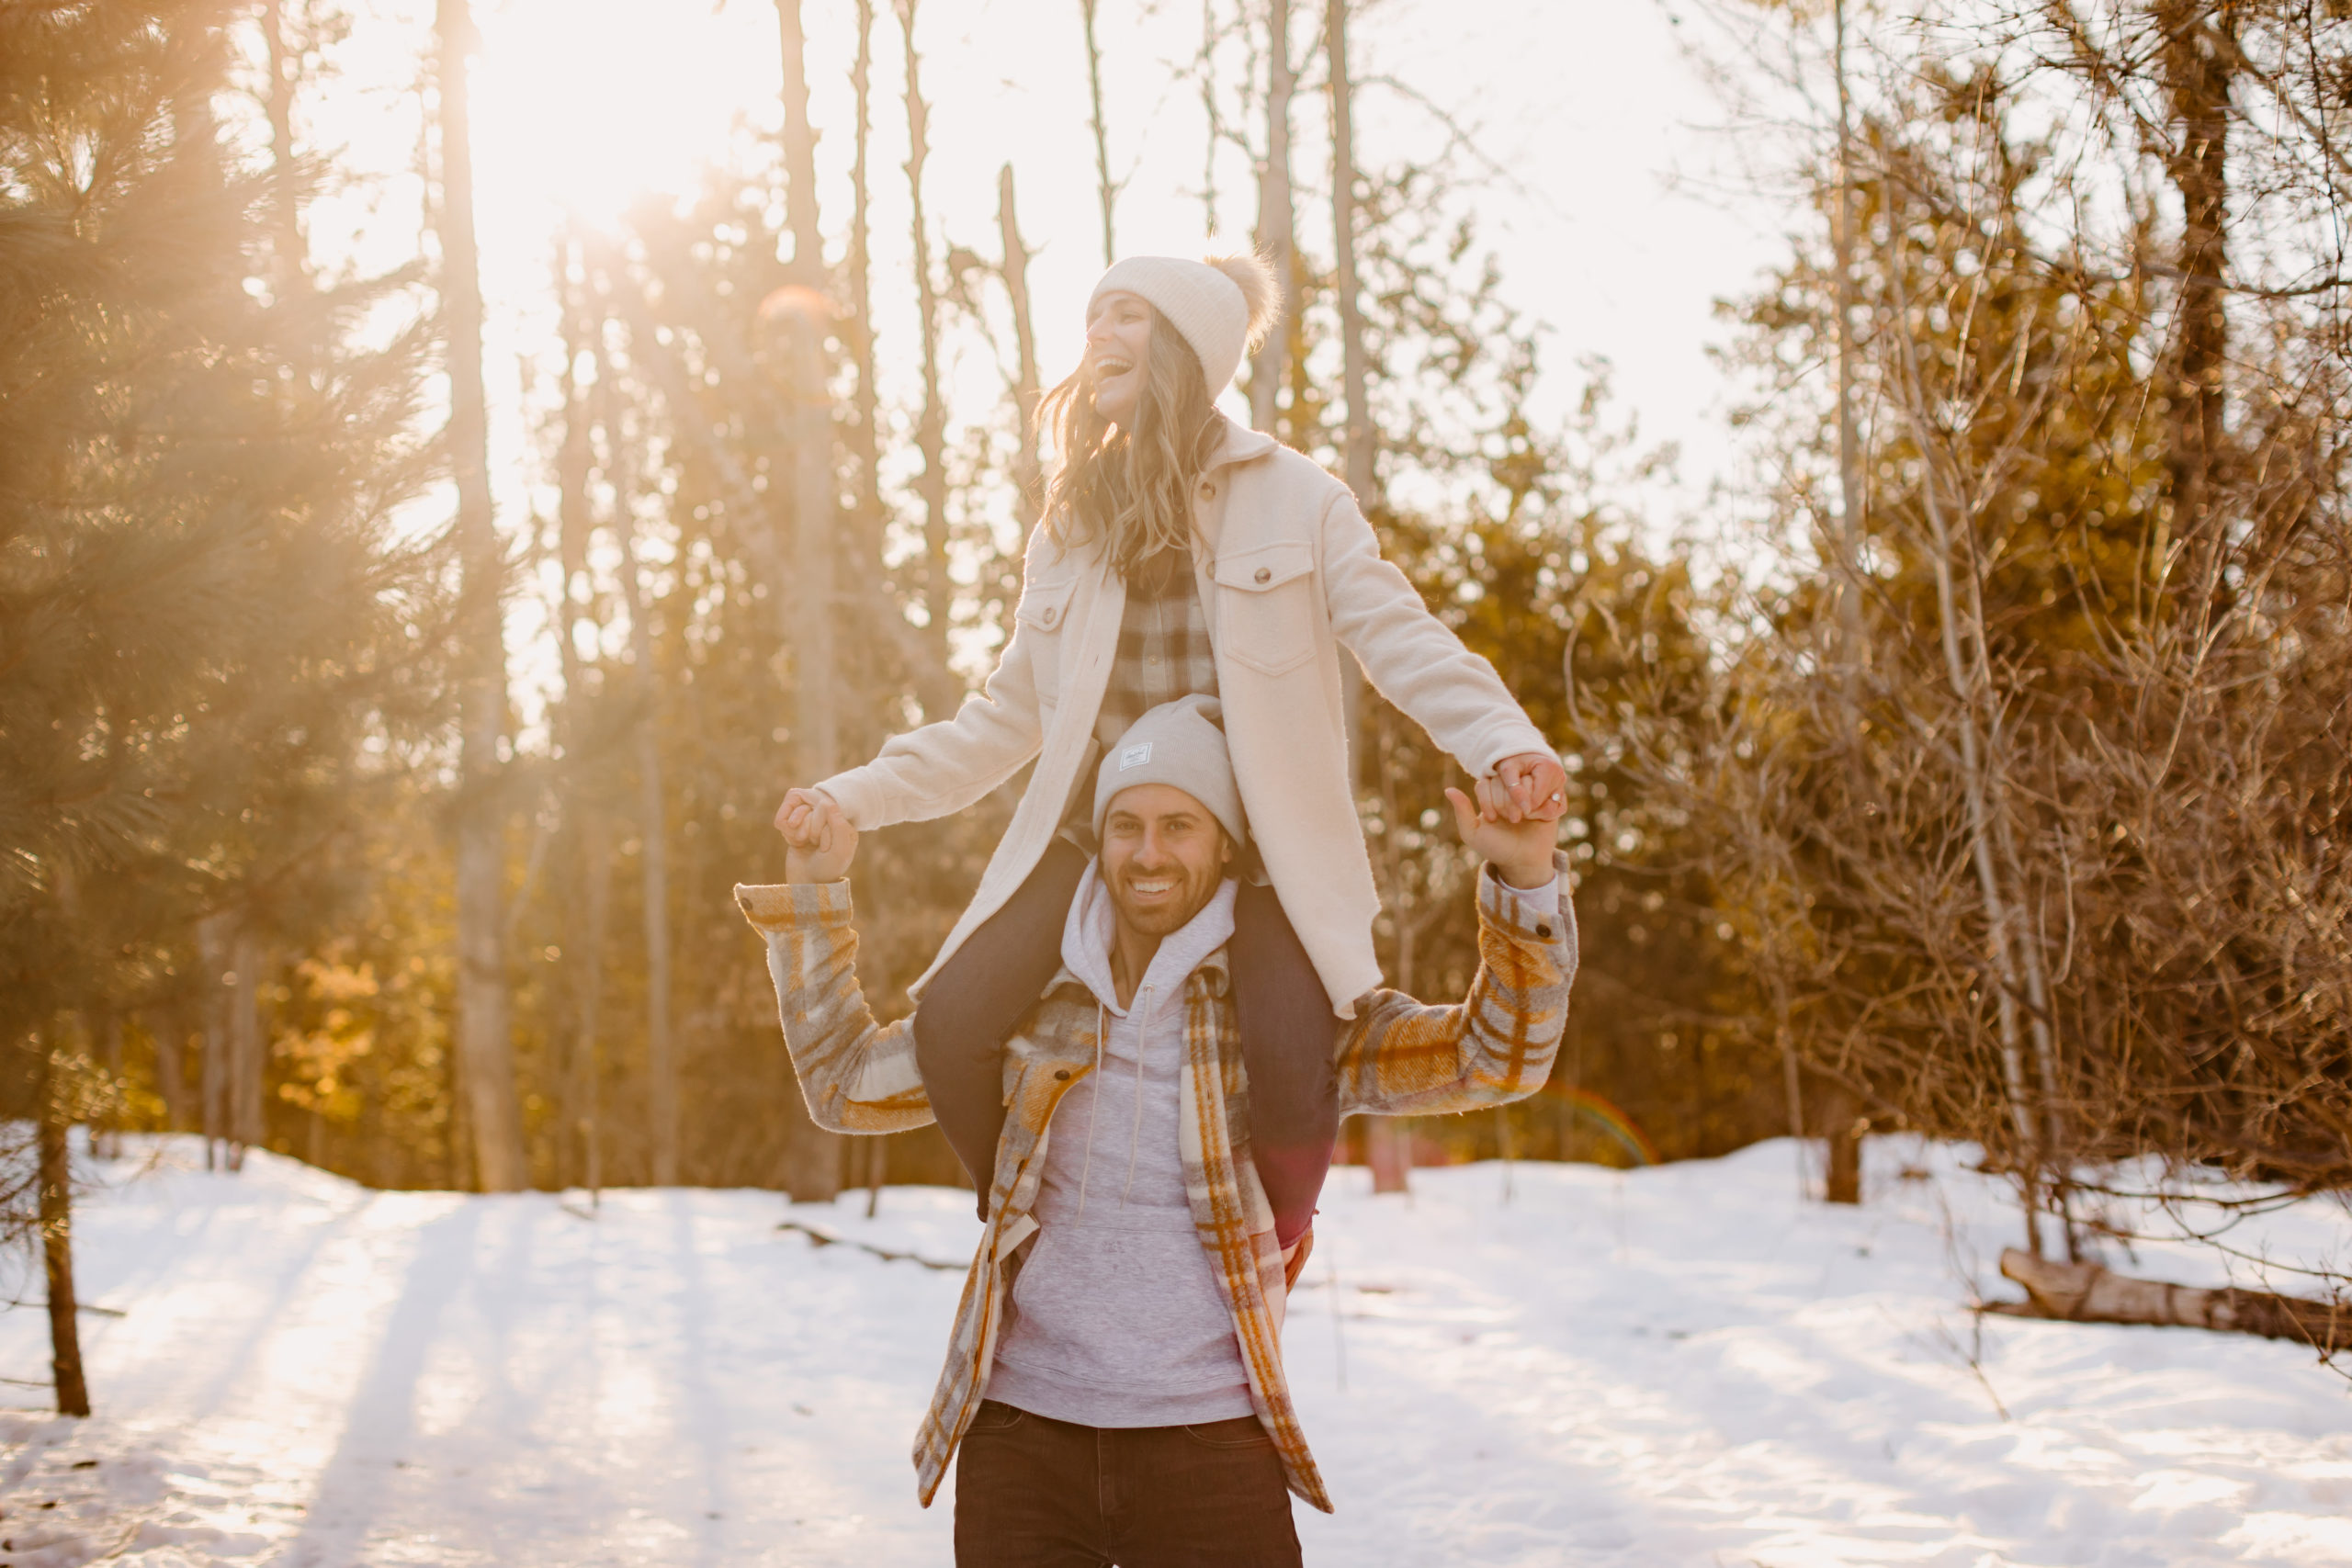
[741,694,1575,1566]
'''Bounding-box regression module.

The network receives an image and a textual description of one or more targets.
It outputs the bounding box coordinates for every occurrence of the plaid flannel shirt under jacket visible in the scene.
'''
[733,851,1577,1513]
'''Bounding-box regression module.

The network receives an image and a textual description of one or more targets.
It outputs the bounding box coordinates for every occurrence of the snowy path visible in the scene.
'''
[0,1137,2346,1566]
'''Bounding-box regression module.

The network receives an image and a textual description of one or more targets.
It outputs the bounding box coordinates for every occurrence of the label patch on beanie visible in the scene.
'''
[1119,742,1153,771]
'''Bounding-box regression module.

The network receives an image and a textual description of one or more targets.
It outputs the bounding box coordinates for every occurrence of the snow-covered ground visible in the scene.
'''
[1,1135,2346,1567]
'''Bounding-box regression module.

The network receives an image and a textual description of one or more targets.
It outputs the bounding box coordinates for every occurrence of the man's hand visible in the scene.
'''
[1476,752,1567,825]
[1447,785,1556,892]
[783,793,858,884]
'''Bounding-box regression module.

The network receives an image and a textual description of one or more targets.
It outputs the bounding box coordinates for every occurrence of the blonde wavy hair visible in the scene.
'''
[1036,253,1280,580]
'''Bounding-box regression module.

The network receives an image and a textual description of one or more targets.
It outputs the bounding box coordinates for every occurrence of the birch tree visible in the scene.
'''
[435,0,526,1190]
[612,478,679,1186]
[551,237,615,1192]
[897,0,953,663]
[847,0,888,573]
[1250,0,1296,434]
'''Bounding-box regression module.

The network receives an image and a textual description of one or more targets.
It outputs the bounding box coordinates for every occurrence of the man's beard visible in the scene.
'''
[1104,858,1222,938]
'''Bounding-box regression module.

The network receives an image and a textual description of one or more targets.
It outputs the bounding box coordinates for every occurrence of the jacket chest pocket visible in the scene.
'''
[1014,571,1080,705]
[1213,540,1318,677]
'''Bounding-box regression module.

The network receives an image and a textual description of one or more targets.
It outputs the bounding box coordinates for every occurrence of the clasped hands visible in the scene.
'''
[777,788,858,883]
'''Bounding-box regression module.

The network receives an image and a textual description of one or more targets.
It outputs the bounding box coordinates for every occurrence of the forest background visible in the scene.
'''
[6,0,2348,1390]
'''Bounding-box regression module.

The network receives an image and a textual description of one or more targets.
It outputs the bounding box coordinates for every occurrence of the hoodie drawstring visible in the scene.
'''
[1120,985,1153,1205]
[1075,985,1161,1215]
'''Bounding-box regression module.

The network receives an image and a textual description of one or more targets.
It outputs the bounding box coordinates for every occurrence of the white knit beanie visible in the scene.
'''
[1093,694,1249,848]
[1089,252,1282,397]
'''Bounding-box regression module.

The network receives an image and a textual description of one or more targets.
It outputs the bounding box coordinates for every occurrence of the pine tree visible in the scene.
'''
[2,0,433,1405]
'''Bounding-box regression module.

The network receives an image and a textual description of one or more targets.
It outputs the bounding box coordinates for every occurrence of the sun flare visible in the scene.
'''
[466,0,775,228]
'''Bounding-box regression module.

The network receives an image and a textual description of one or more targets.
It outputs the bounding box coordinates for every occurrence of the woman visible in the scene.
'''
[777,250,1565,1250]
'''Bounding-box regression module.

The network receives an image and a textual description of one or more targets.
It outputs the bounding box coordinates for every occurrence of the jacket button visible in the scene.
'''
[1041,607,1057,626]
[1253,567,1272,584]
[1200,482,1216,499]
[1537,922,1554,939]
[1053,1069,1070,1080]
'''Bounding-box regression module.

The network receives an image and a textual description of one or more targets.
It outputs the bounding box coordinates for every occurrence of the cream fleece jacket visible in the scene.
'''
[813,415,1551,1012]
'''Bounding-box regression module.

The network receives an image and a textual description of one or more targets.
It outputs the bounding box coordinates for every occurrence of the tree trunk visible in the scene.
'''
[39,1048,90,1417]
[148,1010,191,1132]
[1882,220,2049,1258]
[847,0,888,581]
[614,502,678,1186]
[198,909,232,1168]
[775,0,825,286]
[1197,0,1220,235]
[1080,0,1117,265]
[896,0,952,666]
[1820,1080,1862,1205]
[1366,1122,1411,1195]
[1327,0,1372,506]
[1360,707,1416,1195]
[773,17,848,1201]
[553,261,606,1192]
[229,925,266,1163]
[782,293,841,848]
[261,0,306,292]
[775,1,840,788]
[435,0,526,1192]
[1250,0,1295,434]
[571,812,611,1197]
[999,164,1044,518]
[2154,0,2233,605]
[780,1102,844,1203]
[1325,0,1370,757]
[1996,1249,2349,1352]
[1774,1008,1806,1195]
[93,1013,123,1160]
[1829,0,1865,661]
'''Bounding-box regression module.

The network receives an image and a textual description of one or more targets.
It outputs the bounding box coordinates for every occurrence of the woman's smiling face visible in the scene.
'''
[1084,290,1153,425]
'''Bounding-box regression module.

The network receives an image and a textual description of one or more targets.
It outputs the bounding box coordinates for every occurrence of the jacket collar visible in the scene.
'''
[1204,412,1278,473]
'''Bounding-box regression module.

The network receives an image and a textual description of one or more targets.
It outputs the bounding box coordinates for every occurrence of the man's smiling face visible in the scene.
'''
[1098,783,1232,939]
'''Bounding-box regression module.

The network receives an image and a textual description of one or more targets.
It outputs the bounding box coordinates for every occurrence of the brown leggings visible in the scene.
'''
[912,840,1337,1245]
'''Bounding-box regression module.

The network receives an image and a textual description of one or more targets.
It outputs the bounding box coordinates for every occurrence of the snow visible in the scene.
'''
[1,1136,2346,1566]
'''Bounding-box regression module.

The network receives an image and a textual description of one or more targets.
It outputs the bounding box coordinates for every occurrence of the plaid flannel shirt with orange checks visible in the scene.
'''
[733,851,1577,1514]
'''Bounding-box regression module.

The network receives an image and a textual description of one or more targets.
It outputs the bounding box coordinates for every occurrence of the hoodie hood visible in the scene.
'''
[1059,861,1238,1018]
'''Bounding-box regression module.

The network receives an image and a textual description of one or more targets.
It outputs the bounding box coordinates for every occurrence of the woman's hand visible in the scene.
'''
[775,786,832,841]
[1446,786,1557,891]
[1476,752,1568,824]
[782,793,859,884]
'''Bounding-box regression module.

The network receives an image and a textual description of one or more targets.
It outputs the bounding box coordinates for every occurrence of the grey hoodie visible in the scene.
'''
[983,867,1256,1427]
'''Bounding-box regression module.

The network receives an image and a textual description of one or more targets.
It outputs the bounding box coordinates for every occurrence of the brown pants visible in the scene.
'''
[953,1401,1302,1568]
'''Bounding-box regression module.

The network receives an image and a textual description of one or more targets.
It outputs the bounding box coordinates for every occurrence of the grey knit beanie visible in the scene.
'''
[1092,694,1248,848]
[1088,252,1282,397]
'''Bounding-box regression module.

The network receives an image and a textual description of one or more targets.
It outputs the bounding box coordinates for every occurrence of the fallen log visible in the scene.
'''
[776,1219,962,1272]
[1992,1247,2350,1353]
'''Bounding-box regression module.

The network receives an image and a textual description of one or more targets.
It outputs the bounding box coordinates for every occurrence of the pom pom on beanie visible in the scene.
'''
[1089,250,1283,397]
[1204,250,1282,352]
